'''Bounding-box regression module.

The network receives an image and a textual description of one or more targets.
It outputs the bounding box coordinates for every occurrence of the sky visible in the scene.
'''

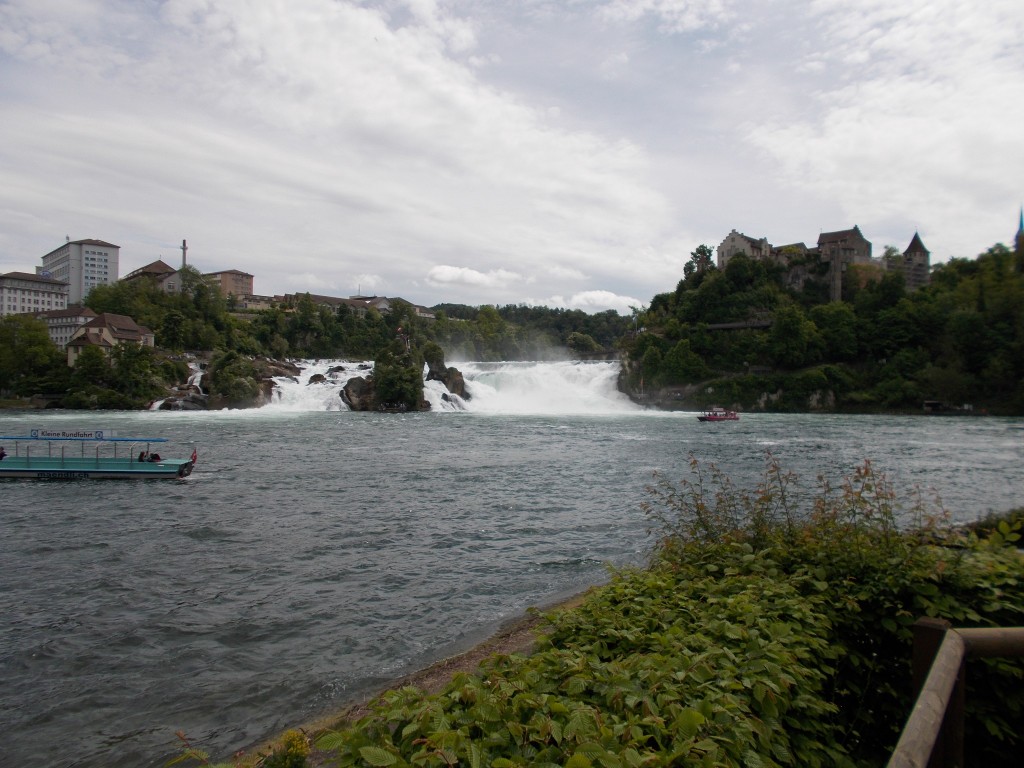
[0,0,1021,315]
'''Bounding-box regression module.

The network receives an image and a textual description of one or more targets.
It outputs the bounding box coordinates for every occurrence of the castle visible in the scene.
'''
[716,225,930,301]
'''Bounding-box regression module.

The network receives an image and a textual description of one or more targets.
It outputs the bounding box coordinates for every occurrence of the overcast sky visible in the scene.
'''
[1,0,1021,314]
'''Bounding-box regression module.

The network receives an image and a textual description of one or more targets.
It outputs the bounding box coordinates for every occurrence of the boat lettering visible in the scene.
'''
[30,429,114,440]
[38,471,90,479]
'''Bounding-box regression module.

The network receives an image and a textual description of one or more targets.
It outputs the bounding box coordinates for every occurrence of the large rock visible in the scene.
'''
[426,364,469,400]
[341,375,376,411]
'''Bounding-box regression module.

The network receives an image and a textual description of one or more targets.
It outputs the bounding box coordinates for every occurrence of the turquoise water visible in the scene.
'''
[1,362,1022,767]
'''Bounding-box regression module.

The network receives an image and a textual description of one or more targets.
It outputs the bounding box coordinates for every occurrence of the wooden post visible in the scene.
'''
[910,617,963,768]
[912,617,951,696]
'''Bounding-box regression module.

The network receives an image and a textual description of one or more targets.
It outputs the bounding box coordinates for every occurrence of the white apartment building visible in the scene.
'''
[37,238,120,303]
[0,271,69,318]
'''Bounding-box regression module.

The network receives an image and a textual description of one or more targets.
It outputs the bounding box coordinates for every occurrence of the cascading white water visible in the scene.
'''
[455,361,638,414]
[187,366,205,395]
[266,359,373,411]
[263,359,637,414]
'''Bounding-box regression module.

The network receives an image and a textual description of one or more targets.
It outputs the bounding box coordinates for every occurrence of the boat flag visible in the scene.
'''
[190,448,197,464]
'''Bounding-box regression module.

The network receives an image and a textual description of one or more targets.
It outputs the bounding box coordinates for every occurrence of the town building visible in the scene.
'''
[35,306,98,350]
[238,294,276,311]
[37,238,119,303]
[65,312,155,366]
[0,271,69,317]
[205,270,254,298]
[121,259,183,294]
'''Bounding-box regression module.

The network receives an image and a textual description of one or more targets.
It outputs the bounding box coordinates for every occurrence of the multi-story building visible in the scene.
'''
[716,230,773,270]
[0,271,69,317]
[205,269,254,298]
[35,306,98,350]
[65,312,155,366]
[38,238,120,303]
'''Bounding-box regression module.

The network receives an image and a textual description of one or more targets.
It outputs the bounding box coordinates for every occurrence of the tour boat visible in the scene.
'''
[697,407,739,422]
[0,429,196,480]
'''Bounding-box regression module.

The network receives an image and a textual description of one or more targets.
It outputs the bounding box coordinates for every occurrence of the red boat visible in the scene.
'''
[697,407,739,422]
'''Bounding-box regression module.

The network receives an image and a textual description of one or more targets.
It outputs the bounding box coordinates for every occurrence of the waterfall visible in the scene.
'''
[187,365,205,395]
[264,360,371,411]
[263,359,637,414]
[456,361,638,414]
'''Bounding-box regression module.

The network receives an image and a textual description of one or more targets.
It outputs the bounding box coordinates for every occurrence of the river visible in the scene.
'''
[1,360,1021,767]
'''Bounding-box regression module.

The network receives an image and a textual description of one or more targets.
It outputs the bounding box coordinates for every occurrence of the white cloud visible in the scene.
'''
[0,0,1019,315]
[426,265,523,289]
[523,290,644,314]
[597,0,735,33]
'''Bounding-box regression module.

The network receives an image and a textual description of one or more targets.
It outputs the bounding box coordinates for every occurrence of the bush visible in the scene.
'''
[166,456,1023,768]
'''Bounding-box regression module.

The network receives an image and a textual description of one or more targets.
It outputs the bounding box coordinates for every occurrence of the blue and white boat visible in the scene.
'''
[0,429,196,480]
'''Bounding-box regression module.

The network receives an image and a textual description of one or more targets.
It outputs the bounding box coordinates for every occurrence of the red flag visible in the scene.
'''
[190,448,197,464]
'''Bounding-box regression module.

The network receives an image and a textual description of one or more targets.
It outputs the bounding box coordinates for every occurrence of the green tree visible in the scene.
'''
[0,315,65,396]
[566,331,601,354]
[809,302,858,361]
[770,303,822,369]
[371,349,423,409]
[71,345,111,389]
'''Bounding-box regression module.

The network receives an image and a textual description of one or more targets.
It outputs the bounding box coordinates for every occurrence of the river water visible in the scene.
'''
[1,360,1021,767]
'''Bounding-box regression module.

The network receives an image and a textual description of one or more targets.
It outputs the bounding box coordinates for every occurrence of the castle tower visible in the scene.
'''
[901,232,930,291]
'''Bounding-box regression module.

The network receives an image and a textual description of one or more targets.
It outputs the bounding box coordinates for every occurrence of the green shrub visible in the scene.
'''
[318,454,1023,767]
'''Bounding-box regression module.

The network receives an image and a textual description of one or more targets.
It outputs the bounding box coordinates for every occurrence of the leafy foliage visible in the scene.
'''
[624,242,1024,413]
[305,456,1024,768]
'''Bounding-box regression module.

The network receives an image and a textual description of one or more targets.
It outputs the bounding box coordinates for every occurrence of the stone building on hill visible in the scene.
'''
[716,224,935,300]
[887,233,931,292]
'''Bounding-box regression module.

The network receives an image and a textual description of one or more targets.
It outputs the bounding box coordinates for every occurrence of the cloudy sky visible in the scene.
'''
[1,0,1021,314]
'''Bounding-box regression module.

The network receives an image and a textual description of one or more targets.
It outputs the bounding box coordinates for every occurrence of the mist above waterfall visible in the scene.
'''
[264,360,638,414]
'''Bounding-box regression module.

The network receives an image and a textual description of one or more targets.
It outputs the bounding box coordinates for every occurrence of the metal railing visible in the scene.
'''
[887,617,1024,768]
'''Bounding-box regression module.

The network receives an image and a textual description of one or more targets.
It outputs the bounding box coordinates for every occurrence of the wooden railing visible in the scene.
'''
[887,617,1024,768]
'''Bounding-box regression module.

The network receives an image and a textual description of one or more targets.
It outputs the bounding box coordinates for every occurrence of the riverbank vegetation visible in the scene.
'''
[179,457,1024,768]
[621,242,1024,414]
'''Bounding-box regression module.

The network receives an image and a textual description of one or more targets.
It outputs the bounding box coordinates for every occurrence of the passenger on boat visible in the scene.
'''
[0,446,6,461]
[147,453,161,462]
[138,451,147,462]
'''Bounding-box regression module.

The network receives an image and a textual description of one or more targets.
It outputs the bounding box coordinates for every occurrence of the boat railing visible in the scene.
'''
[1,435,168,469]
[887,617,1024,767]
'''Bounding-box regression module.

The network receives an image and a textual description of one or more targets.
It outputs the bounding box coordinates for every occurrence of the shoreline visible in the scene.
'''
[264,589,596,760]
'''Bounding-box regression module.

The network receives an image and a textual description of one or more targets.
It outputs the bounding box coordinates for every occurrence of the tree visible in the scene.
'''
[371,349,423,409]
[0,315,65,396]
[684,244,716,278]
[770,303,822,369]
[71,344,112,390]
[809,302,858,361]
[566,332,601,354]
